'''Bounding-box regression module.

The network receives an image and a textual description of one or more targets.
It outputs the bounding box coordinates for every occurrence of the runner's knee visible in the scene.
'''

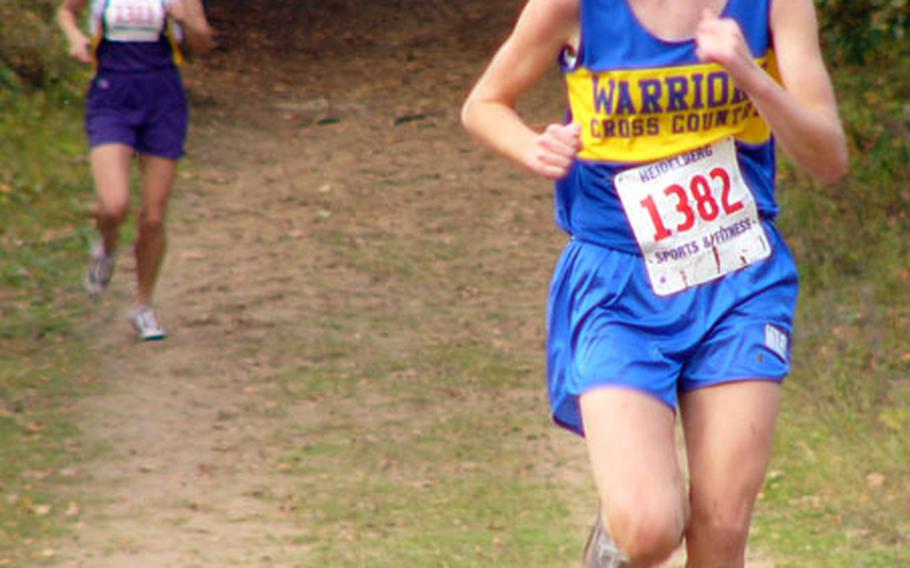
[605,493,685,565]
[97,199,129,224]
[689,501,752,556]
[136,211,165,237]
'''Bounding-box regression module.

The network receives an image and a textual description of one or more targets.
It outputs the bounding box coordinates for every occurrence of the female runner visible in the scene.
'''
[59,0,215,340]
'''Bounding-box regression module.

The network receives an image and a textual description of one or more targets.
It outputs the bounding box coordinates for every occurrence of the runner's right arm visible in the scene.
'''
[58,0,91,64]
[461,0,582,180]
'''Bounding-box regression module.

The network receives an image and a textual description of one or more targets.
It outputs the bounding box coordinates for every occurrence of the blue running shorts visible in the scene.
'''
[85,68,188,159]
[547,221,798,436]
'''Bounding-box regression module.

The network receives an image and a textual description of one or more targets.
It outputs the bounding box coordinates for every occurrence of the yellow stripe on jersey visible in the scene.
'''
[166,20,184,66]
[90,22,105,70]
[566,53,779,163]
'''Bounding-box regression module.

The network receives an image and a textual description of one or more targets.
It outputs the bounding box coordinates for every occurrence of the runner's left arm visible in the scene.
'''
[167,0,216,56]
[695,1,848,183]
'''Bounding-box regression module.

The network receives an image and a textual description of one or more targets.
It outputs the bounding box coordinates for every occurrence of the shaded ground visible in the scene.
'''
[50,1,769,566]
[53,1,591,566]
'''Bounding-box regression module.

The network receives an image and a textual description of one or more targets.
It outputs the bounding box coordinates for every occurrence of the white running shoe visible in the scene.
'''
[130,305,166,341]
[84,241,115,296]
[583,514,629,568]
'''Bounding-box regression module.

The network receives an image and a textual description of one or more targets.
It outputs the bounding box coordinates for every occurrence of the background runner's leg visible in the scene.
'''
[90,143,134,253]
[134,155,177,306]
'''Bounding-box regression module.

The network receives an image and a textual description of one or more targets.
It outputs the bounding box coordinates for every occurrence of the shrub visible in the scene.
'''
[0,1,69,88]
[817,0,910,64]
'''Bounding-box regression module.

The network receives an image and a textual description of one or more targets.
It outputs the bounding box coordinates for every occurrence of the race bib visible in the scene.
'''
[614,138,771,296]
[102,0,166,42]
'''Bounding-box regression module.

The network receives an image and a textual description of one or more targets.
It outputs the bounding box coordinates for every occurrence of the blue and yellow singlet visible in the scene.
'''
[557,0,779,254]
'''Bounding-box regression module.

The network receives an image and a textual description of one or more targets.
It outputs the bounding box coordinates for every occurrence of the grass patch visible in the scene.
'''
[0,87,101,564]
[753,55,910,565]
[253,299,573,567]
[269,353,574,568]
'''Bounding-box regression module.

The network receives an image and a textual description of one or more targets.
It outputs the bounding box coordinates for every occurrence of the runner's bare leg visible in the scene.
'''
[581,388,688,566]
[134,155,176,306]
[90,144,134,252]
[681,381,781,568]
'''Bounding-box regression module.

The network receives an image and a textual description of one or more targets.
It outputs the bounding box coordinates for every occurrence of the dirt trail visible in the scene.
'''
[52,1,768,566]
[54,1,592,566]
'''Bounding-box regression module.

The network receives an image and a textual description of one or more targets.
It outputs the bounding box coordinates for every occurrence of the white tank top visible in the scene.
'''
[90,0,181,43]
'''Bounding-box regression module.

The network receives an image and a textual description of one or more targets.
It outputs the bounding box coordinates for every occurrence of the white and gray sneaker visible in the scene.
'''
[130,305,166,341]
[84,241,115,296]
[583,514,629,568]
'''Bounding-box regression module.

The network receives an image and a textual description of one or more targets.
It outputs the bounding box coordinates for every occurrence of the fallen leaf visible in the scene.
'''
[866,472,886,488]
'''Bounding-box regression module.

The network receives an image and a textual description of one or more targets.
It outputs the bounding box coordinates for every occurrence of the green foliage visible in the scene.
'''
[0,80,97,566]
[0,1,73,89]
[778,55,910,293]
[817,0,910,64]
[0,87,87,220]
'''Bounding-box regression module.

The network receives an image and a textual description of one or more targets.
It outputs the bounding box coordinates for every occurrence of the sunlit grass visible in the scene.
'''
[755,55,910,565]
[0,87,102,564]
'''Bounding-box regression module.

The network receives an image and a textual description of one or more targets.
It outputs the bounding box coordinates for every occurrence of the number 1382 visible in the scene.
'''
[639,167,745,242]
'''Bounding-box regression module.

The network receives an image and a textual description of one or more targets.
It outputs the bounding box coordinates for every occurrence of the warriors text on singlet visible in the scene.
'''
[556,0,780,255]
